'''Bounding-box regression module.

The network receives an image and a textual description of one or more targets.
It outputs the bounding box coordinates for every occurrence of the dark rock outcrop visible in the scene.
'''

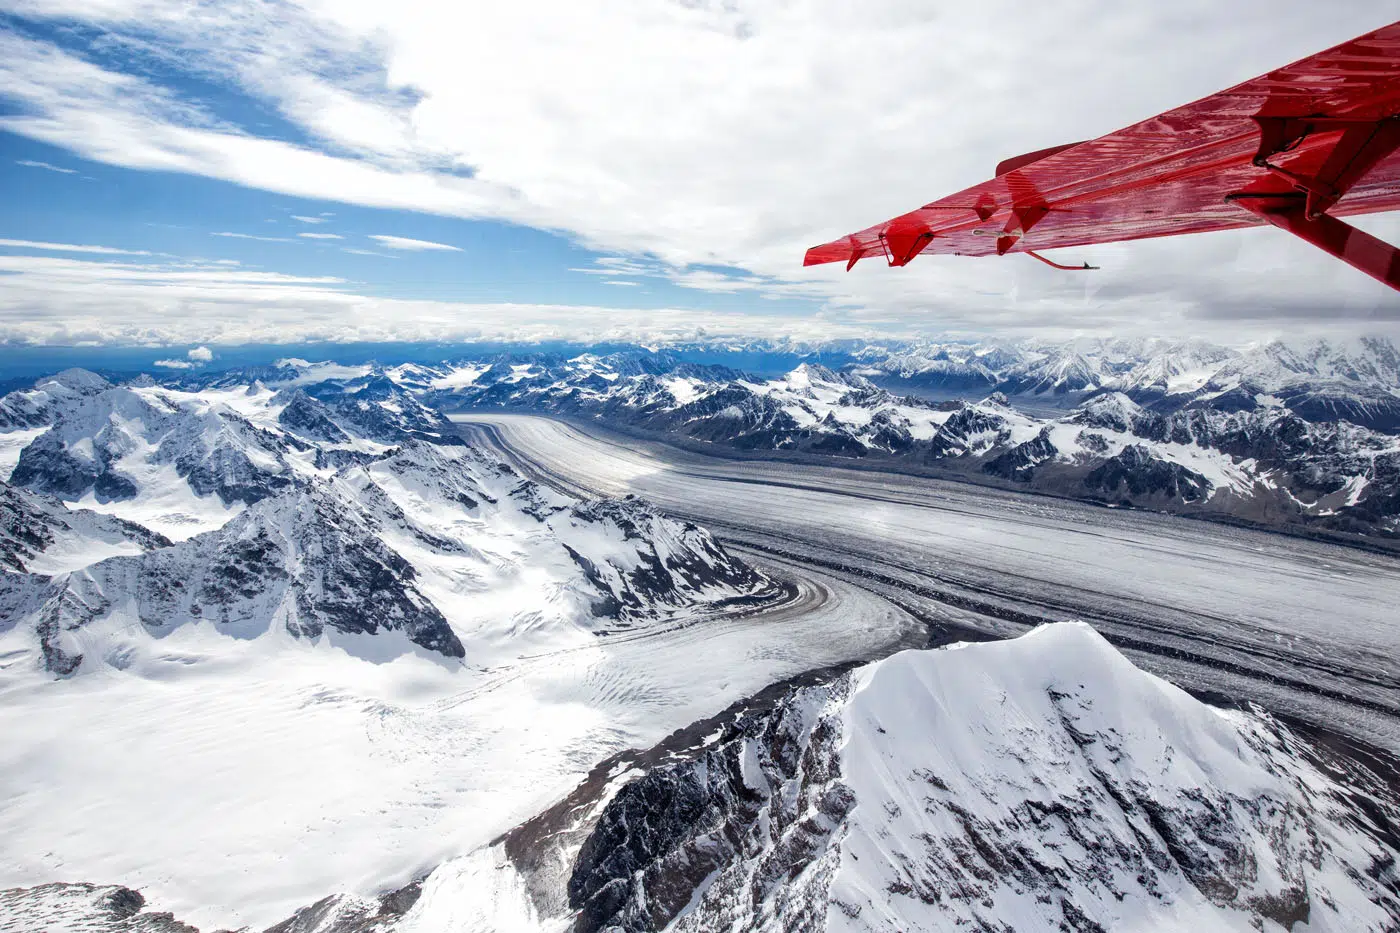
[1084,444,1211,503]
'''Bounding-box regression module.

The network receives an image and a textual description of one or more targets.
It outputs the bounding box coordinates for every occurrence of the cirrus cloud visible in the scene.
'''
[368,234,461,251]
[15,159,77,174]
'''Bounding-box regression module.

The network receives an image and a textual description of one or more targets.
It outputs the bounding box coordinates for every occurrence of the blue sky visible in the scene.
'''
[0,2,1397,350]
[2,130,792,313]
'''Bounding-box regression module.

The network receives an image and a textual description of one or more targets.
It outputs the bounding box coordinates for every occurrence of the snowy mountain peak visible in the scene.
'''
[566,622,1400,932]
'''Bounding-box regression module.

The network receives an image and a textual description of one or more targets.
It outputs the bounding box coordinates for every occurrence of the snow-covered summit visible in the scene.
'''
[563,622,1400,932]
[0,368,111,430]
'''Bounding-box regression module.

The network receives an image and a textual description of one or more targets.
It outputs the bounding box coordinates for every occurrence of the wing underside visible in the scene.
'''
[805,22,1400,280]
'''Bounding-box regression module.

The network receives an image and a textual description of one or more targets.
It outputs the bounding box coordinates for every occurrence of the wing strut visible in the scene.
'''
[1229,194,1400,290]
[1226,116,1400,291]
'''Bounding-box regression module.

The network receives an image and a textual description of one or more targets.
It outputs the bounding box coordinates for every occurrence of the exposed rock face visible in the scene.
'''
[0,883,199,932]
[301,378,463,445]
[277,389,354,444]
[1084,444,1211,503]
[0,368,110,430]
[263,880,422,933]
[566,625,1400,932]
[11,384,296,507]
[569,677,852,933]
[982,426,1057,481]
[925,405,1008,459]
[0,481,169,575]
[25,482,466,674]
[559,497,769,624]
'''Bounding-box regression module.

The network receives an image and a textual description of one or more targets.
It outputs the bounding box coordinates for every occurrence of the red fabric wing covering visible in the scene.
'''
[805,21,1400,269]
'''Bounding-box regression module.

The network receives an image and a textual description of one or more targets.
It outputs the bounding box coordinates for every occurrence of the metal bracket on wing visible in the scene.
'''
[995,203,1049,256]
[1227,192,1400,291]
[878,220,935,267]
[1249,115,1400,219]
[1228,115,1400,292]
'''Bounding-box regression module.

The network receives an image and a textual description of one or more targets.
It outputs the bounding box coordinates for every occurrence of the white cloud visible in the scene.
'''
[15,159,77,174]
[368,234,461,251]
[0,251,881,346]
[602,280,640,287]
[0,3,1396,333]
[298,232,344,239]
[291,215,326,224]
[0,238,150,255]
[186,345,213,361]
[212,232,293,242]
[152,357,195,369]
[0,251,1393,349]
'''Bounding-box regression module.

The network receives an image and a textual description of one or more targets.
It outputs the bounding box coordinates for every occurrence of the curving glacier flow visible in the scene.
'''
[2,358,1399,932]
[459,412,1400,757]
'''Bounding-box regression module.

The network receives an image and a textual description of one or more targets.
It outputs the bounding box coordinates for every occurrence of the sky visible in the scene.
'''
[0,1,1398,350]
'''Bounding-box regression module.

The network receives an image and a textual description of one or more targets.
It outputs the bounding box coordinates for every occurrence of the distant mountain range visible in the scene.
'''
[261,336,1398,543]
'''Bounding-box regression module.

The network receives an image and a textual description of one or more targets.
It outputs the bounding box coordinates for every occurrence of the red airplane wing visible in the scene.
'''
[805,21,1400,291]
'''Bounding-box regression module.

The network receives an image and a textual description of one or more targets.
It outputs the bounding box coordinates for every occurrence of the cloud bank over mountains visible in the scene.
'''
[0,1,1397,344]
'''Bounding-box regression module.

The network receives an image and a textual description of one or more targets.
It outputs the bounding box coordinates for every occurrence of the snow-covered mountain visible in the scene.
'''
[559,623,1400,933]
[0,370,775,677]
[0,367,110,430]
[853,336,1400,431]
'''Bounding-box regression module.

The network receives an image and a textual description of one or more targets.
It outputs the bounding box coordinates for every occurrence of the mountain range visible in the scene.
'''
[280,337,1400,542]
[0,369,774,677]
